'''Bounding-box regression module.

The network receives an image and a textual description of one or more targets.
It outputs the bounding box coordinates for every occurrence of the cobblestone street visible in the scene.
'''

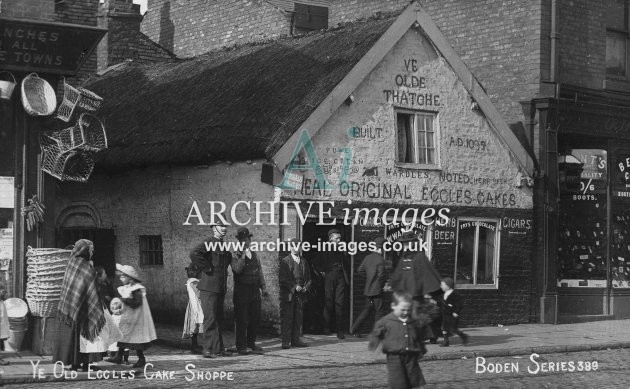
[4,348,629,388]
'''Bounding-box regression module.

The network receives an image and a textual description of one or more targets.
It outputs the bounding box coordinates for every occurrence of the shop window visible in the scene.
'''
[139,235,163,266]
[606,0,630,79]
[396,110,439,168]
[454,219,500,289]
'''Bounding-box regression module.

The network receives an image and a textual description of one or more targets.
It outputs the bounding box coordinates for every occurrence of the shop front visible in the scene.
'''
[536,85,630,322]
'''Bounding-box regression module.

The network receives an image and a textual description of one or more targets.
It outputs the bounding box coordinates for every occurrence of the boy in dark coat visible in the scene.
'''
[350,236,386,336]
[368,292,428,389]
[439,277,469,347]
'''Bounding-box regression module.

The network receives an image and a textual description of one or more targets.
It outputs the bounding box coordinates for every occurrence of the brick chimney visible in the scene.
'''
[97,0,143,71]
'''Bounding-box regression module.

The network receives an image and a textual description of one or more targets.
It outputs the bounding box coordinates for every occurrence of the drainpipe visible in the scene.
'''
[550,0,559,85]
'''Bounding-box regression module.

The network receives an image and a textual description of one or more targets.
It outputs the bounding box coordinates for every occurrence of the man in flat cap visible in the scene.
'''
[390,231,441,330]
[231,227,268,355]
[317,228,349,339]
[350,236,386,337]
[279,238,311,348]
[190,222,232,358]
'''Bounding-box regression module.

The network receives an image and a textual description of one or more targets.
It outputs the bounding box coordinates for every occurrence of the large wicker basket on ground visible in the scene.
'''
[25,247,71,317]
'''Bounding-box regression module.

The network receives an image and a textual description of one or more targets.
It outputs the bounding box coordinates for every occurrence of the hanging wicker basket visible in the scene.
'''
[0,71,17,100]
[25,247,72,317]
[21,73,57,116]
[52,113,108,153]
[40,135,96,183]
[55,77,103,122]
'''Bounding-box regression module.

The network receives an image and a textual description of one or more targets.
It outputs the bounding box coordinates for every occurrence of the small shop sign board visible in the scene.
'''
[0,17,106,75]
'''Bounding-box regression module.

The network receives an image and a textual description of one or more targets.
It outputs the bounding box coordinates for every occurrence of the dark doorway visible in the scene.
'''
[301,221,351,334]
[57,228,116,277]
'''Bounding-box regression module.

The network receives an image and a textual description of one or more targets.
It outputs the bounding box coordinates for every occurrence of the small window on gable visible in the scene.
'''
[139,235,163,266]
[294,3,328,31]
[396,110,439,167]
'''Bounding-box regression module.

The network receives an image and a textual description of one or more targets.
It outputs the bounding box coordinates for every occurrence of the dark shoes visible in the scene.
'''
[237,349,249,355]
[132,359,146,368]
[292,341,308,347]
[429,338,438,344]
[191,346,204,355]
[351,333,364,338]
[440,337,450,347]
[105,356,123,364]
[204,350,233,358]
[337,332,345,340]
[281,344,291,349]
[249,345,264,354]
[461,333,469,345]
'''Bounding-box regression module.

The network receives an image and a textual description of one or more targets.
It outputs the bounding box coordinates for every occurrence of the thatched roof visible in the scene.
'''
[84,14,397,170]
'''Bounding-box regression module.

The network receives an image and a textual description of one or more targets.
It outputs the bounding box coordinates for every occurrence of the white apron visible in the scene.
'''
[80,308,123,353]
[182,278,204,338]
[117,284,157,344]
[0,301,9,339]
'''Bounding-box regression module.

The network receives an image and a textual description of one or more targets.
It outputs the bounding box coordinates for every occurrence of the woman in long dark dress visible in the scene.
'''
[52,239,106,370]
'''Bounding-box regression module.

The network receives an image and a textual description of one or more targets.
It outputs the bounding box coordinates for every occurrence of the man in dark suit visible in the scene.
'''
[231,227,268,355]
[189,222,232,358]
[390,231,442,334]
[279,238,311,349]
[350,236,386,336]
[318,228,349,339]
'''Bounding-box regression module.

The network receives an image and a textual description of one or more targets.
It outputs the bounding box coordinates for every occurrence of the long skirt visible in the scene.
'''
[52,320,103,366]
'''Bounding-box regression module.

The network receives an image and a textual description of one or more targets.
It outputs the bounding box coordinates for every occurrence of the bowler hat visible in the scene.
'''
[328,228,341,238]
[236,227,253,240]
[373,236,386,249]
[397,231,418,242]
[116,263,141,282]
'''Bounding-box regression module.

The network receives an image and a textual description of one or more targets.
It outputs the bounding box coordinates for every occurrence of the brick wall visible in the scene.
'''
[557,0,605,89]
[55,161,282,330]
[420,0,544,131]
[141,0,291,57]
[0,0,55,20]
[330,0,408,25]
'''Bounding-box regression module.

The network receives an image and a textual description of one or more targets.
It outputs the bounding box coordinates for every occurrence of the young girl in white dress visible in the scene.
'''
[106,264,156,368]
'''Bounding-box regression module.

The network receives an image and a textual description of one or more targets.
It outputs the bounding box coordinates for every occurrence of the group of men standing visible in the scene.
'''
[189,223,452,357]
[190,223,267,358]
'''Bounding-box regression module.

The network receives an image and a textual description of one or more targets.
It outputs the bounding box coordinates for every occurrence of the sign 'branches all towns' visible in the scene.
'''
[0,18,106,75]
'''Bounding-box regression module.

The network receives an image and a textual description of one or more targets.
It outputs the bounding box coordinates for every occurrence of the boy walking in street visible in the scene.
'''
[439,277,469,347]
[368,292,428,389]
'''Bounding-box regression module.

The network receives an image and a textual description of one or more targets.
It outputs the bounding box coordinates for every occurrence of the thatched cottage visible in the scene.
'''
[54,2,534,331]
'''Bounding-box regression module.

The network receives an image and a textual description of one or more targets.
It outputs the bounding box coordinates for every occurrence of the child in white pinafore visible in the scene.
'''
[106,264,156,368]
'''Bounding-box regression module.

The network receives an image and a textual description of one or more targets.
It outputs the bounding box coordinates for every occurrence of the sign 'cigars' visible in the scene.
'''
[0,17,106,75]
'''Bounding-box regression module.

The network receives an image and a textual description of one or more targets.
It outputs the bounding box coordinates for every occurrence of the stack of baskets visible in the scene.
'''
[25,247,71,317]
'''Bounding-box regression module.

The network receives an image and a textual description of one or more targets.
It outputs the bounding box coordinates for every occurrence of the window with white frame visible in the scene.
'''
[455,219,500,288]
[396,110,439,167]
[606,0,630,78]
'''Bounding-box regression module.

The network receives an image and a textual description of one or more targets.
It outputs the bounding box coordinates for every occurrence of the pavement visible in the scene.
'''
[1,319,629,385]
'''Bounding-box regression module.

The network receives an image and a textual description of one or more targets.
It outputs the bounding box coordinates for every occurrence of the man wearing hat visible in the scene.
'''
[317,228,349,339]
[390,231,442,327]
[230,227,268,355]
[350,236,386,337]
[279,238,311,348]
[189,222,232,358]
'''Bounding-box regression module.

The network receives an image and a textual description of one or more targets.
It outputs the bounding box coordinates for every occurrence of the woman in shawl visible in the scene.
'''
[52,239,106,371]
